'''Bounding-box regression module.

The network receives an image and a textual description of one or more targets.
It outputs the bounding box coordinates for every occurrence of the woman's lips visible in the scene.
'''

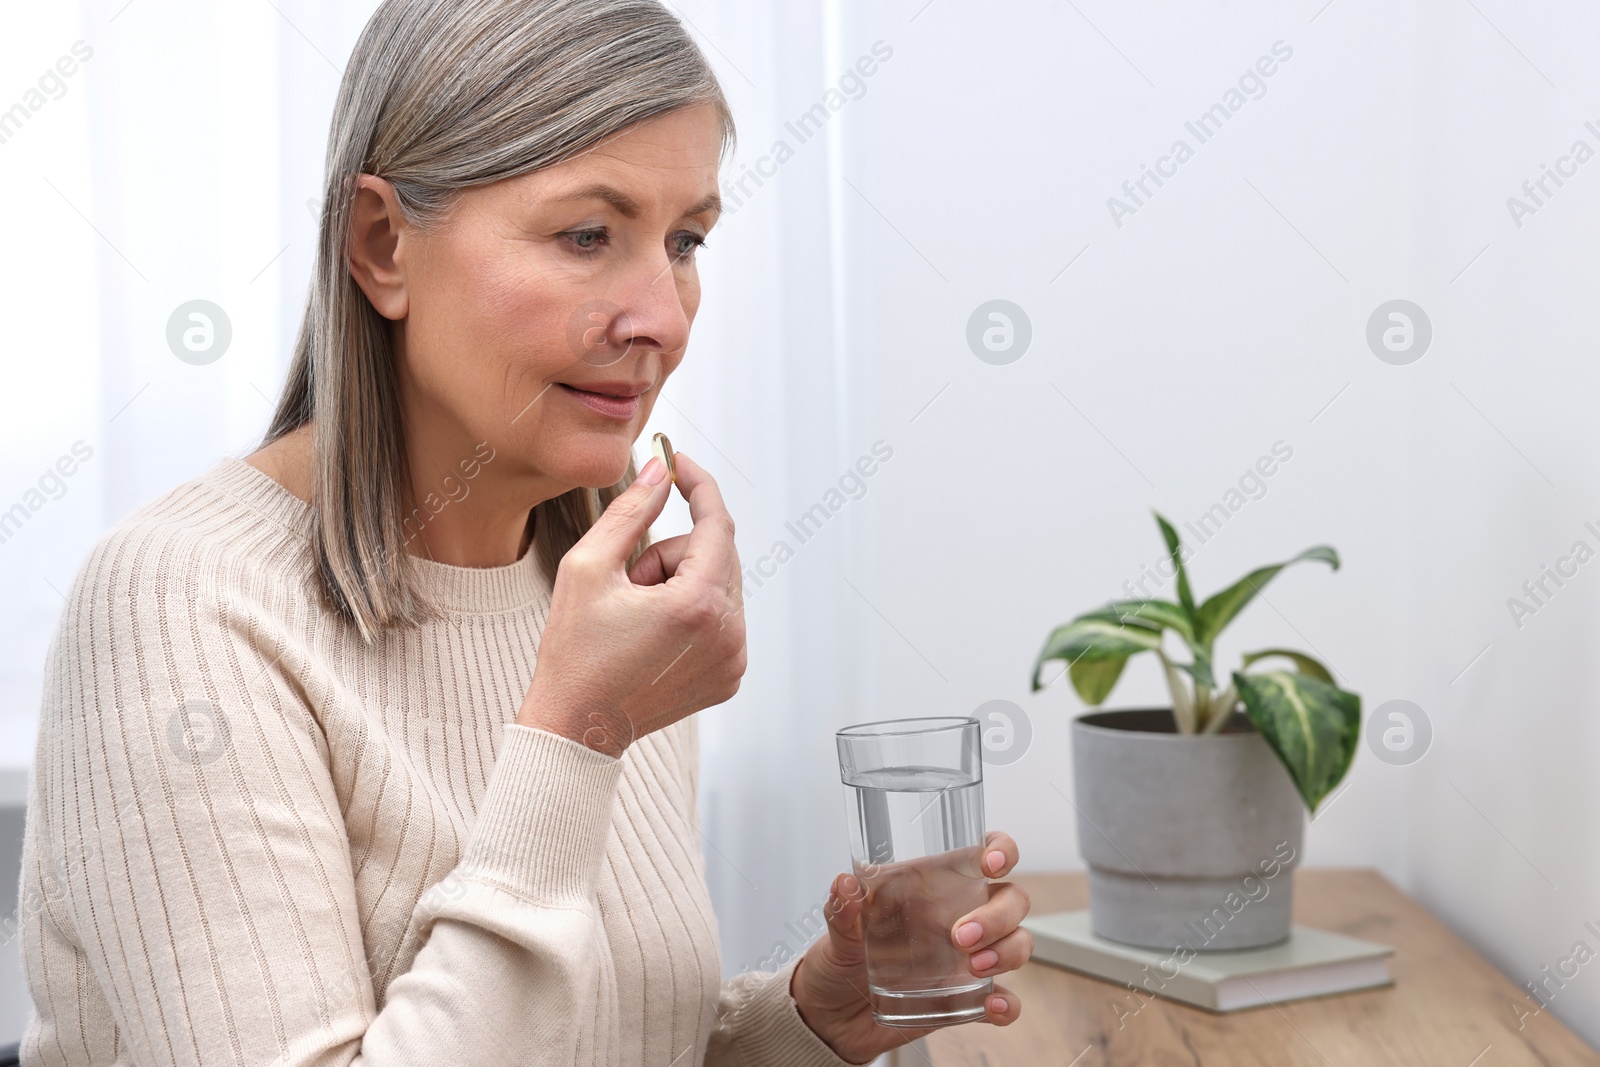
[557,383,640,420]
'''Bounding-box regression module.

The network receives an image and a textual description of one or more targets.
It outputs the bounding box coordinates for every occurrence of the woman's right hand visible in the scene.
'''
[515,449,746,757]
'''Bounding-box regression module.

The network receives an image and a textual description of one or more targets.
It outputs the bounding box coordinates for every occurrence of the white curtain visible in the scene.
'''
[653,0,893,983]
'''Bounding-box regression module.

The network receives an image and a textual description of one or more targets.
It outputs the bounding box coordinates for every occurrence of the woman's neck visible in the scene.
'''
[243,423,538,568]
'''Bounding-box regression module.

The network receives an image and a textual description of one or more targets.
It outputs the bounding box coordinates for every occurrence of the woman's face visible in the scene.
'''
[359,103,724,494]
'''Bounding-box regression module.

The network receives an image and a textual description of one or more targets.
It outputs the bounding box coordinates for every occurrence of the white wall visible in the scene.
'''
[813,0,1600,1050]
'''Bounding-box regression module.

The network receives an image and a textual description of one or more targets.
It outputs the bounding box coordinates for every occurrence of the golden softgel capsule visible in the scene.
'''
[651,432,677,485]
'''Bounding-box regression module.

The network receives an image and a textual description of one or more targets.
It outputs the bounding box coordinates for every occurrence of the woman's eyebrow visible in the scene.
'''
[549,183,641,217]
[683,191,722,220]
[547,183,721,221]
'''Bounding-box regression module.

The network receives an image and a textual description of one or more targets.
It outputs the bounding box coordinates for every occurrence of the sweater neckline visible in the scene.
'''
[211,454,553,614]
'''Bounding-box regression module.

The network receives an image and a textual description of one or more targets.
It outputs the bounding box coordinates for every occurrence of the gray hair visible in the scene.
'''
[262,0,736,642]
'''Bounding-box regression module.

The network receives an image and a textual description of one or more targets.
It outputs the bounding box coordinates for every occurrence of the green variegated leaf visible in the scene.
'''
[1029,617,1162,693]
[1068,656,1130,705]
[1030,514,1353,759]
[1233,670,1360,812]
[1200,683,1239,733]
[1240,648,1335,686]
[1195,546,1340,647]
[1175,646,1216,689]
[1153,512,1198,622]
[1157,649,1197,733]
[1081,598,1195,644]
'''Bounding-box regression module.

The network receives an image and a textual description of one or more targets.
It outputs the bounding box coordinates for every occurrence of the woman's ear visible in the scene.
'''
[346,173,410,321]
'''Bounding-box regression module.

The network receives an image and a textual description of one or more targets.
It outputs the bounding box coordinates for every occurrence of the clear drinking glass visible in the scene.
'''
[836,716,990,1029]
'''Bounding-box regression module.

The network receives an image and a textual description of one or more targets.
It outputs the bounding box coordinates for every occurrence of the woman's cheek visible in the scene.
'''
[659,351,687,382]
[678,277,702,325]
[472,262,543,331]
[476,284,571,374]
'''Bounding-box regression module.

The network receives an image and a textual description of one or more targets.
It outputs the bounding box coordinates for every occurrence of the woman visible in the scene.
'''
[18,1,1032,1063]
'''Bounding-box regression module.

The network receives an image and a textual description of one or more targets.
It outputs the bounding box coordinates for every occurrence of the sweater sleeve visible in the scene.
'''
[19,535,624,1066]
[677,719,862,1067]
[703,958,868,1067]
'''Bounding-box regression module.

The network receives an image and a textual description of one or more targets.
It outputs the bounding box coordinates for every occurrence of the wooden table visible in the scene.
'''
[903,868,1598,1066]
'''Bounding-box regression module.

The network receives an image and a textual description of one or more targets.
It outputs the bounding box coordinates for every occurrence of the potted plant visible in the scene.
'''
[1030,513,1360,951]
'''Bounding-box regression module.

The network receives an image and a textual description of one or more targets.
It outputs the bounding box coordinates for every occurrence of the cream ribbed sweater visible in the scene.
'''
[18,456,856,1067]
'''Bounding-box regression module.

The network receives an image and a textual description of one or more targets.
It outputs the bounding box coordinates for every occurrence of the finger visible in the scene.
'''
[951,882,1031,953]
[983,983,1022,1026]
[980,831,1019,878]
[965,926,1035,978]
[667,452,736,587]
[572,456,672,569]
[822,872,867,968]
[627,533,689,586]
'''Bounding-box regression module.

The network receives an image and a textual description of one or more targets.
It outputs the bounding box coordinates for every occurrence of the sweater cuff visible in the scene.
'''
[733,955,869,1067]
[456,722,623,905]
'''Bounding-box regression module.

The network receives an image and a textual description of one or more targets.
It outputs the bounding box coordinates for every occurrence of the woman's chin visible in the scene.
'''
[556,452,636,490]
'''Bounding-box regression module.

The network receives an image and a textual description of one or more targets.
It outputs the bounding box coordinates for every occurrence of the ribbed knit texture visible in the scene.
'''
[17,456,859,1067]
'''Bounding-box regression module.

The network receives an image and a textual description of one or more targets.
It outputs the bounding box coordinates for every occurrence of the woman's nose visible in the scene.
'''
[609,252,692,355]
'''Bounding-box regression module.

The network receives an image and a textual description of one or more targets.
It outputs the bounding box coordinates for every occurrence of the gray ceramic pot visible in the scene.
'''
[1071,708,1304,951]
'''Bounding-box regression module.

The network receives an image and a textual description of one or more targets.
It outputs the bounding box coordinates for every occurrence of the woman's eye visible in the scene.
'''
[561,228,705,260]
[565,228,608,253]
[672,232,708,260]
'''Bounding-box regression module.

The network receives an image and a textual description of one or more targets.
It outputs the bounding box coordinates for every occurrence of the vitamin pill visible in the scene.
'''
[651,432,677,485]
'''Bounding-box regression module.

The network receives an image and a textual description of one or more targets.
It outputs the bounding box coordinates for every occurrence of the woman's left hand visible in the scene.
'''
[789,830,1032,1065]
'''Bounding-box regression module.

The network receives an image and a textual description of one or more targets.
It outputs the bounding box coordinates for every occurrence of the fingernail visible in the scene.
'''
[990,996,1009,1014]
[986,849,1005,874]
[841,874,860,896]
[638,456,666,485]
[955,921,983,947]
[971,949,999,971]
